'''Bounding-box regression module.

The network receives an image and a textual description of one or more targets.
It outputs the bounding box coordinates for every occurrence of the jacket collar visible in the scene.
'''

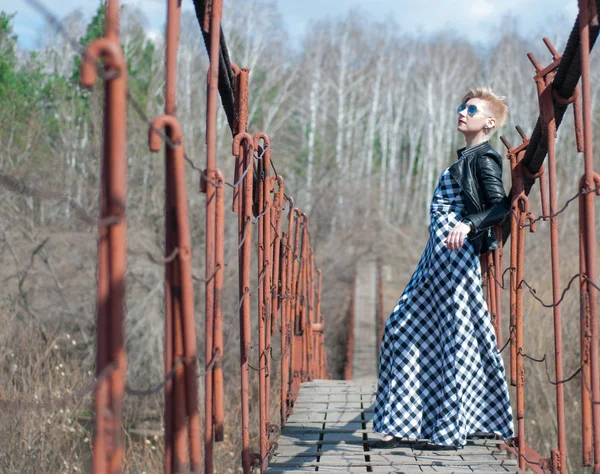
[456,140,491,159]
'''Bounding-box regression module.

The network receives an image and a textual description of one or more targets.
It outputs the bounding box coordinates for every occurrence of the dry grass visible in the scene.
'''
[0,186,366,473]
[0,311,90,472]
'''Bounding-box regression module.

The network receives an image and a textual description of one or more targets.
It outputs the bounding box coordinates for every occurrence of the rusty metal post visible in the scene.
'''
[308,250,317,378]
[502,133,534,472]
[232,66,250,212]
[172,271,189,472]
[213,168,226,442]
[204,136,216,474]
[502,142,517,388]
[309,249,316,379]
[514,195,527,472]
[299,215,309,382]
[163,138,178,474]
[242,137,256,472]
[316,269,323,378]
[289,212,301,395]
[487,253,497,339]
[205,0,223,172]
[515,191,537,472]
[509,181,518,389]
[254,133,273,471]
[271,177,285,337]
[578,1,600,471]
[256,151,267,470]
[163,2,179,471]
[202,2,223,472]
[528,43,567,472]
[579,175,593,466]
[281,199,296,420]
[149,116,202,473]
[163,168,175,474]
[94,150,111,474]
[258,136,273,427]
[344,276,356,380]
[232,130,255,474]
[298,237,307,382]
[301,219,312,380]
[501,134,529,389]
[376,259,385,354]
[492,229,503,348]
[279,232,290,424]
[81,2,128,471]
[285,204,295,412]
[305,246,315,380]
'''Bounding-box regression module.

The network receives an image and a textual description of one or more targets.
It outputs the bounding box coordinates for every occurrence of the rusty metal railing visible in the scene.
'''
[72,0,330,472]
[17,0,600,473]
[77,2,129,471]
[343,275,356,380]
[486,1,600,471]
[77,0,600,471]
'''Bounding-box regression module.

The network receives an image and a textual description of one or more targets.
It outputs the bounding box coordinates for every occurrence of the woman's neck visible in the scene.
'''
[464,132,490,149]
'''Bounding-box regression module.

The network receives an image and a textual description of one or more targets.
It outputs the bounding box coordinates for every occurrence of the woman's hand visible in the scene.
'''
[444,222,471,251]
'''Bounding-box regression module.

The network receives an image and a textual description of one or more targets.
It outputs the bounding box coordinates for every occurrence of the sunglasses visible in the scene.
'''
[456,103,491,118]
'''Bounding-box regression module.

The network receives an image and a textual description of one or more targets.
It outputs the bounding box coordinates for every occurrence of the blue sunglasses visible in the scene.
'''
[457,103,491,118]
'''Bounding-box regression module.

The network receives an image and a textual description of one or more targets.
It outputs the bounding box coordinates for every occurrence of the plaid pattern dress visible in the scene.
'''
[372,160,514,446]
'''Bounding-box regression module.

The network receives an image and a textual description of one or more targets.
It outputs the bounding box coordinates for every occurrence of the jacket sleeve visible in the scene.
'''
[464,153,510,235]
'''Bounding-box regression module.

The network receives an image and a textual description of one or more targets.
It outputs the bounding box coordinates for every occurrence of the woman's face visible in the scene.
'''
[456,98,495,136]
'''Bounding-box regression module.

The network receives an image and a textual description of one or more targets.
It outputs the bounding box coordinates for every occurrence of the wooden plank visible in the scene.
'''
[268,469,400,473]
[283,423,364,431]
[325,412,374,422]
[469,467,515,472]
[274,449,509,460]
[295,390,375,395]
[293,397,375,403]
[269,377,519,473]
[369,469,511,473]
[286,412,327,422]
[269,461,517,470]
[289,404,369,411]
[276,440,507,456]
[276,432,321,441]
[291,408,375,413]
[272,454,517,467]
[275,445,366,454]
[322,432,369,443]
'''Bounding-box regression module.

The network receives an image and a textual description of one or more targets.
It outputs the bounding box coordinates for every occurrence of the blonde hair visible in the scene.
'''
[461,86,509,130]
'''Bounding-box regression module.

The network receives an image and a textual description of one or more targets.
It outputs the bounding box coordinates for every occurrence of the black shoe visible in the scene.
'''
[419,442,463,451]
[467,431,498,440]
[369,437,402,449]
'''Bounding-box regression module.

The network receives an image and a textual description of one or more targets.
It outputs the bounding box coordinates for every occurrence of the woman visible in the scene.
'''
[372,86,515,450]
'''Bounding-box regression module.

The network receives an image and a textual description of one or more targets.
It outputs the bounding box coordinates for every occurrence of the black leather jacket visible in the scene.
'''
[448,140,510,256]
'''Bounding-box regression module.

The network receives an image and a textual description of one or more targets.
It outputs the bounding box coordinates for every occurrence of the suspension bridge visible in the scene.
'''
[6,0,600,473]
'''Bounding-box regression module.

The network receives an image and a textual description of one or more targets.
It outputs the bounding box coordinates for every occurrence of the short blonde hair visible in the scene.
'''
[461,86,509,130]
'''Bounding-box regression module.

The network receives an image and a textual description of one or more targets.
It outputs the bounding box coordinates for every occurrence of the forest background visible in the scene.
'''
[0,0,599,472]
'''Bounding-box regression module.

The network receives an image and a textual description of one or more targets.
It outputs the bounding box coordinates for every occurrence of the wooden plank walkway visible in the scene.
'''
[266,380,520,473]
[352,259,378,380]
[265,261,522,473]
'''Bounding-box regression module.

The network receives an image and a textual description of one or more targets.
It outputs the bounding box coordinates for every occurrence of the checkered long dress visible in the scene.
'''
[372,160,515,447]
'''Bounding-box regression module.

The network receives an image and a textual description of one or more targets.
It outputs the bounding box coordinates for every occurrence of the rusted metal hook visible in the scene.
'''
[80,38,126,88]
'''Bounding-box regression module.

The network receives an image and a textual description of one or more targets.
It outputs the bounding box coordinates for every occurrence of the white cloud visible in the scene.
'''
[469,0,495,19]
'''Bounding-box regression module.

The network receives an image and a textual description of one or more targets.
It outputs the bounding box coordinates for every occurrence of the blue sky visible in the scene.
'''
[2,0,579,50]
